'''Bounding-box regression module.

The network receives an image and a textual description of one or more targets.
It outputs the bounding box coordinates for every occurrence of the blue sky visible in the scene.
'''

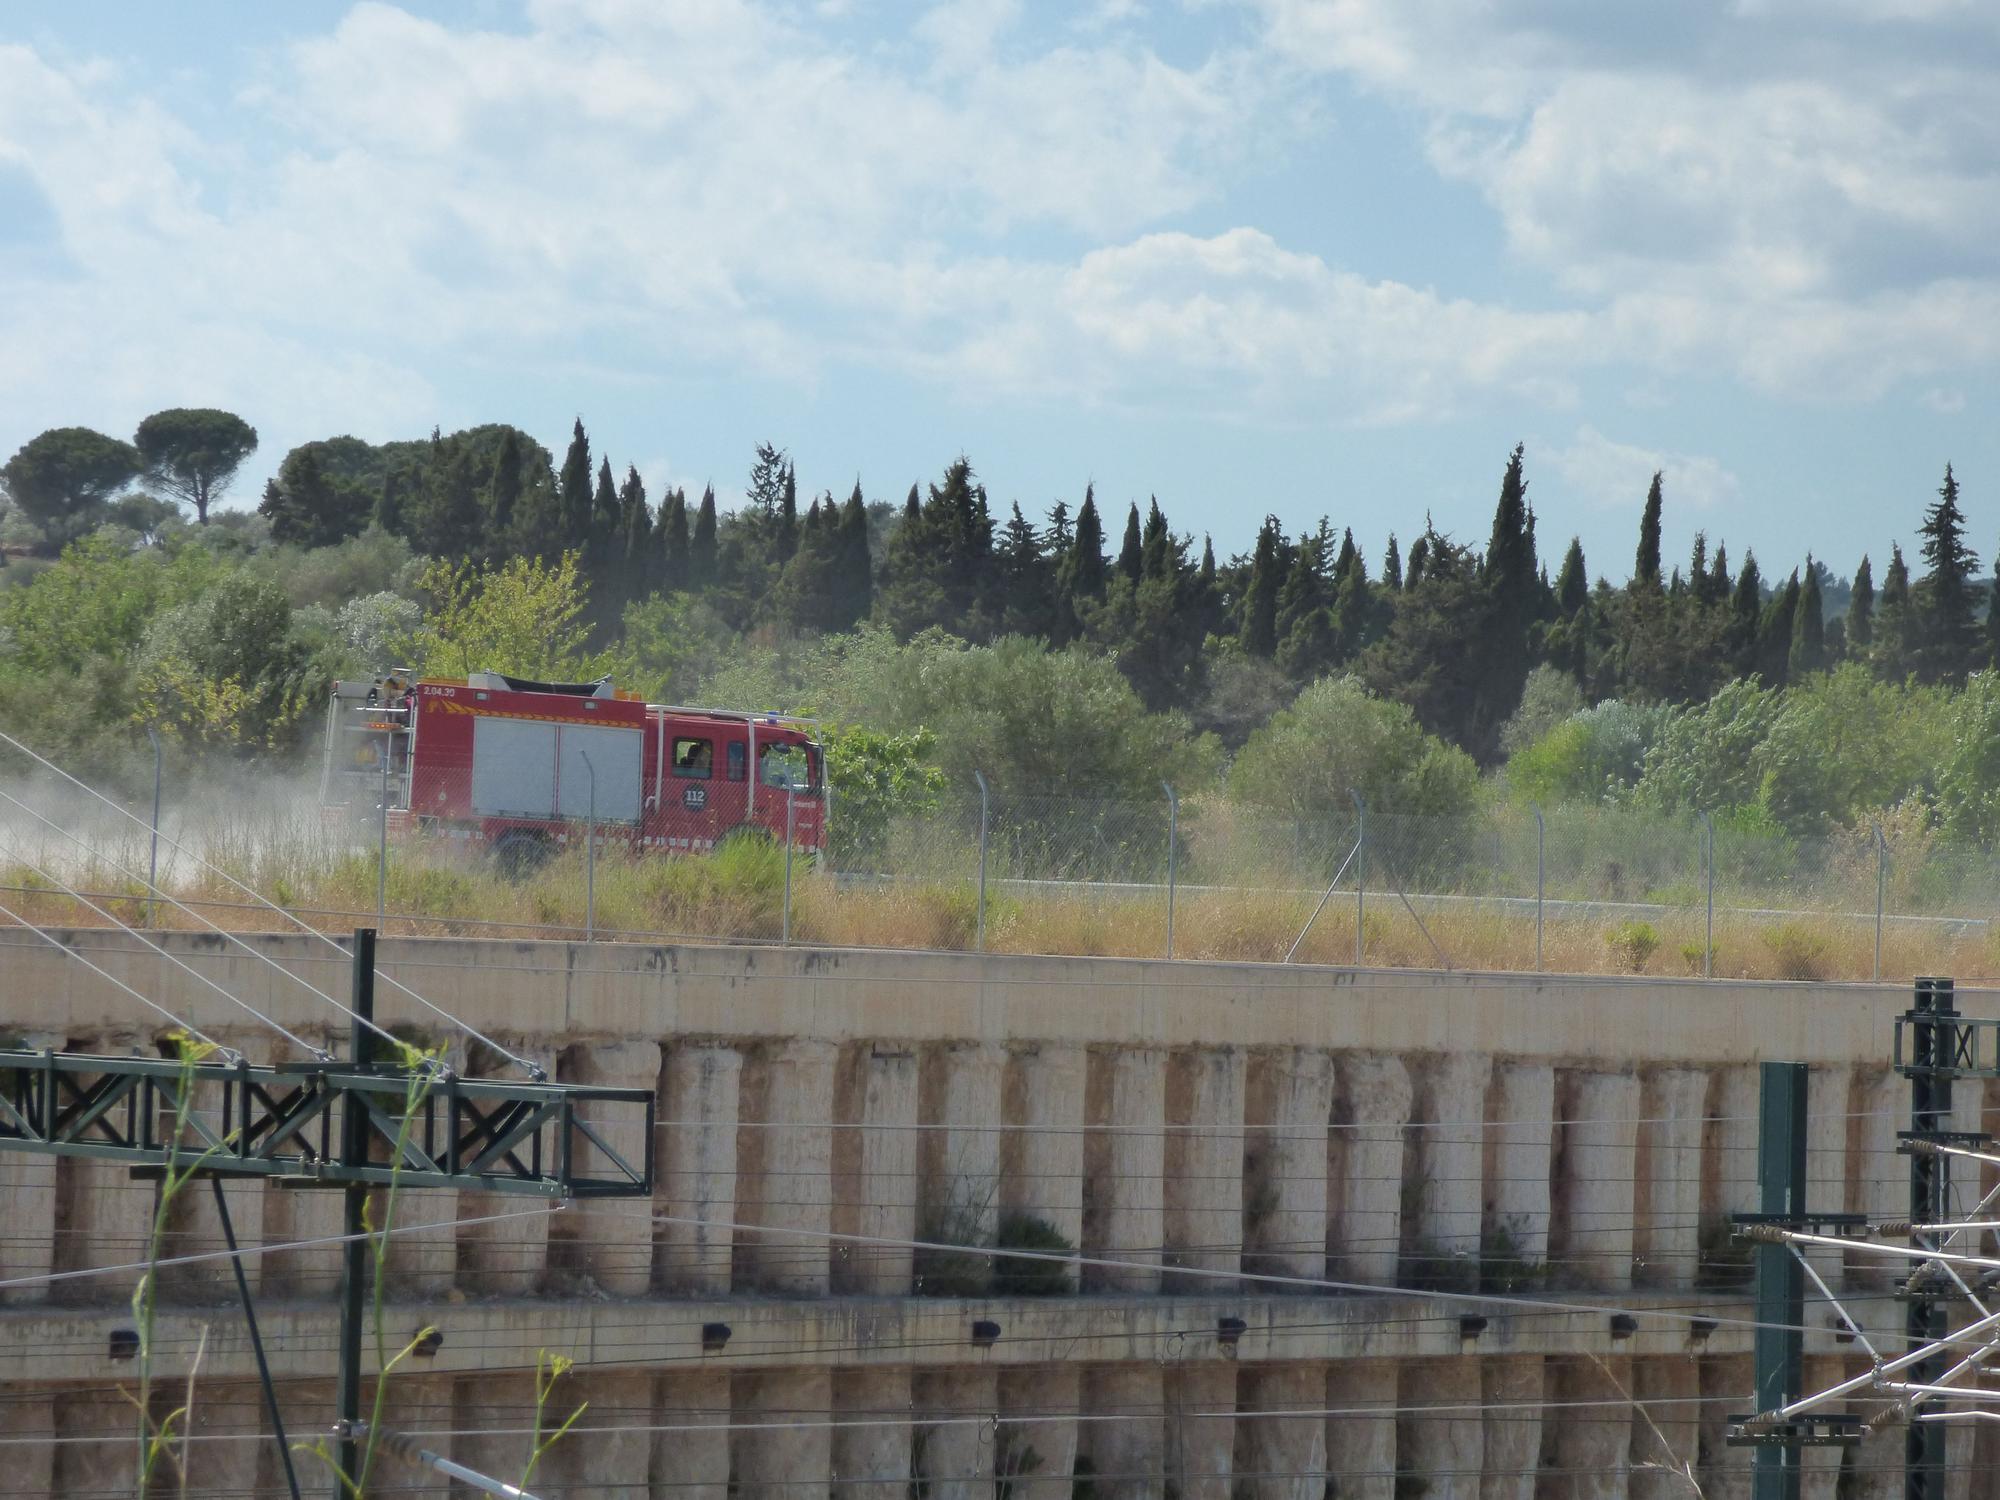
[3,0,1998,583]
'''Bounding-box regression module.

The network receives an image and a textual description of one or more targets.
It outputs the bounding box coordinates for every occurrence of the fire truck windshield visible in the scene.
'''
[757,742,814,791]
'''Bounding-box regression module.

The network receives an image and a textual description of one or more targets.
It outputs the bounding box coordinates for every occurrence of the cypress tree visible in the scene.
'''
[1709,542,1730,604]
[1875,543,1912,678]
[591,458,619,544]
[1116,501,1143,584]
[1241,516,1282,658]
[1688,532,1711,606]
[1140,497,1173,581]
[1847,555,1874,653]
[690,485,718,588]
[618,464,652,600]
[1986,553,2000,671]
[488,429,523,553]
[657,487,689,591]
[373,468,406,536]
[776,461,799,565]
[1334,528,1359,585]
[1333,551,1372,661]
[995,501,1049,635]
[1758,569,1800,684]
[1915,463,1982,683]
[1382,534,1402,592]
[903,483,920,522]
[1555,538,1588,616]
[1790,557,1825,678]
[1405,534,1429,590]
[1634,470,1664,590]
[1062,485,1108,604]
[837,481,873,629]
[1729,552,1764,671]
[557,418,593,549]
[508,454,562,561]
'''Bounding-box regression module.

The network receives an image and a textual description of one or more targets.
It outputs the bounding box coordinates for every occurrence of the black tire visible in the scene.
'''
[493,830,553,880]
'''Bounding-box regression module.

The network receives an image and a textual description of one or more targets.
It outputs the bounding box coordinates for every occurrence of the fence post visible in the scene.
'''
[580,750,597,941]
[1532,803,1545,973]
[973,770,990,953]
[1700,810,1715,979]
[1162,780,1179,961]
[1874,821,1887,983]
[784,788,796,945]
[377,744,389,928]
[1349,789,1366,967]
[146,727,162,931]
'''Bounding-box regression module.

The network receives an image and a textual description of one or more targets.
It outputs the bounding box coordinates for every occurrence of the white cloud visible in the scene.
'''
[1247,0,2000,396]
[1547,425,1741,514]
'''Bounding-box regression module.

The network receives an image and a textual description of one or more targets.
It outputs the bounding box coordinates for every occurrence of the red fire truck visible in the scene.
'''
[319,671,825,870]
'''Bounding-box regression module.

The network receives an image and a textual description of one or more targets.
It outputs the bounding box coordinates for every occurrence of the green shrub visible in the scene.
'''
[991,1213,1075,1296]
[1478,1217,1545,1293]
[1763,921,1830,981]
[1605,920,1659,973]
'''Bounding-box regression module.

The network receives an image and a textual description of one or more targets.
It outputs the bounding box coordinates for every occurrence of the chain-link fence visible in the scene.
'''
[4,748,1999,981]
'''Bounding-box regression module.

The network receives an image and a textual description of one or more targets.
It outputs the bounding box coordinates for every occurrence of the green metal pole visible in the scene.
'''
[335,928,377,1496]
[1752,1059,1807,1500]
[1905,977,1955,1500]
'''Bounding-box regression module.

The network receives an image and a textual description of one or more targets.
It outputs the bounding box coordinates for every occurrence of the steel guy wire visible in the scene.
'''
[0,730,541,1080]
[0,894,229,1060]
[0,832,325,1061]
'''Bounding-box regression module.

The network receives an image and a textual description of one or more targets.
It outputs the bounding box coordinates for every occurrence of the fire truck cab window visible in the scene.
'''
[758,743,813,791]
[726,742,747,782]
[672,737,713,779]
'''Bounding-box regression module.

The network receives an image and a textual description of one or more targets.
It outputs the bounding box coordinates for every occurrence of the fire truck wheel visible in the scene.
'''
[492,830,553,880]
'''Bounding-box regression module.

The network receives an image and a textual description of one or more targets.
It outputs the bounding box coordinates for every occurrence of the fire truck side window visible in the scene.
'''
[672,737,713,779]
[726,741,747,782]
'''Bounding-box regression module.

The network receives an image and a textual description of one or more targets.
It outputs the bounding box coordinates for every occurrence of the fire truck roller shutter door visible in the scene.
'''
[557,723,644,822]
[472,717,559,818]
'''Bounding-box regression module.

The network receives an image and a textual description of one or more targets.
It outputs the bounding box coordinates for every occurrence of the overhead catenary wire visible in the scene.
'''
[0,730,542,1080]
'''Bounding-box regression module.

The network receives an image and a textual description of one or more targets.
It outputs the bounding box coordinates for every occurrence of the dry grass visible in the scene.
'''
[2,840,1991,985]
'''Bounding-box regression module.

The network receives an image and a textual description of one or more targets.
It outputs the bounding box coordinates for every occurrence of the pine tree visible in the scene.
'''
[995,502,1052,636]
[1382,534,1402,592]
[1914,463,1982,684]
[1116,502,1143,584]
[1634,471,1664,590]
[1275,529,1333,680]
[1789,556,1825,678]
[690,485,719,588]
[558,418,593,550]
[874,456,997,639]
[1847,555,1874,653]
[1241,517,1282,658]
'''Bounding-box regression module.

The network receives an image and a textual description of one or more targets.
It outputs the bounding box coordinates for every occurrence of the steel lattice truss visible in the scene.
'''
[0,1048,653,1197]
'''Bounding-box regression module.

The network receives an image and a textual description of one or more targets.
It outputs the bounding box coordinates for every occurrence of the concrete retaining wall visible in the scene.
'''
[0,932,1987,1497]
